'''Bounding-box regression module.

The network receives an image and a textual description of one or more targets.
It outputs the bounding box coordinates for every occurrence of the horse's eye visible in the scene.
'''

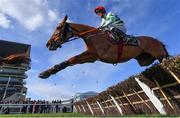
[56,26,60,30]
[54,30,59,35]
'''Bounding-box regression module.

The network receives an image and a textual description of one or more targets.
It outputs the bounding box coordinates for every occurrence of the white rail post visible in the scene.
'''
[77,105,82,112]
[86,101,94,115]
[81,104,86,113]
[73,105,77,112]
[135,77,166,115]
[109,95,123,115]
[96,101,105,115]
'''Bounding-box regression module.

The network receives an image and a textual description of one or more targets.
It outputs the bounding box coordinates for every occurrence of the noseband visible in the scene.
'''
[58,23,80,43]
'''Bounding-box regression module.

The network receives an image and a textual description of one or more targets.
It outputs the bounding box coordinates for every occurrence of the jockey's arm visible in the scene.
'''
[102,13,124,28]
[102,13,116,27]
[98,15,113,30]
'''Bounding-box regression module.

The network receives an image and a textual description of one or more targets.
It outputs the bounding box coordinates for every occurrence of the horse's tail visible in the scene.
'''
[160,42,170,57]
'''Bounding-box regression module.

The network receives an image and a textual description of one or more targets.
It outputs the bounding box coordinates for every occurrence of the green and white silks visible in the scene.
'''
[100,12,127,33]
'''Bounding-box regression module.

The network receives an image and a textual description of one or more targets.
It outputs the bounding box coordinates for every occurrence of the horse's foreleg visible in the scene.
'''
[39,51,97,79]
[67,51,97,65]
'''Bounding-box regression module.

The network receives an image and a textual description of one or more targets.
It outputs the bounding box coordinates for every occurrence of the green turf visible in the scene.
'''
[0,112,89,117]
[0,113,179,117]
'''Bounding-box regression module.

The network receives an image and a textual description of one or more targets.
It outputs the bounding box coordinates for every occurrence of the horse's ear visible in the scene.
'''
[62,15,68,24]
[64,15,68,21]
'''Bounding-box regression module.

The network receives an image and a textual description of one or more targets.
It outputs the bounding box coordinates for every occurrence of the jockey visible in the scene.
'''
[94,6,128,43]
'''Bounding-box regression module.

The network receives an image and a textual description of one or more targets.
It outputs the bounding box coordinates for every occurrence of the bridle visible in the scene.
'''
[59,23,98,43]
[52,22,99,48]
[58,23,80,44]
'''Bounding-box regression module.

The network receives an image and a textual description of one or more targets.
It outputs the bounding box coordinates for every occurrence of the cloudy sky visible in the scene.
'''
[0,0,179,100]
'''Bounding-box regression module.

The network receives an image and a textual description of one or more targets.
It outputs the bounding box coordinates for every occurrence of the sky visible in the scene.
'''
[0,0,179,100]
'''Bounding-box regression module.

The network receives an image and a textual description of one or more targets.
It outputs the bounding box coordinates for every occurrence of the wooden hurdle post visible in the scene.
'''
[81,104,86,113]
[109,95,123,115]
[154,80,174,110]
[73,105,78,112]
[86,101,94,115]
[103,100,110,115]
[132,89,152,111]
[122,91,137,110]
[77,105,82,112]
[116,96,126,114]
[135,77,167,115]
[167,68,180,84]
[96,101,105,115]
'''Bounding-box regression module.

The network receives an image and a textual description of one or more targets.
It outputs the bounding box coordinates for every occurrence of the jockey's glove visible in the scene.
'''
[97,26,104,30]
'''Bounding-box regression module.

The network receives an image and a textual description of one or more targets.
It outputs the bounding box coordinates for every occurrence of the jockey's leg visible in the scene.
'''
[39,51,97,79]
[110,27,126,42]
[111,27,126,36]
[110,26,138,46]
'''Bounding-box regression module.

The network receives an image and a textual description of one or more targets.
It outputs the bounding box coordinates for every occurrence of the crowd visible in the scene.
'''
[0,99,49,104]
[0,99,73,114]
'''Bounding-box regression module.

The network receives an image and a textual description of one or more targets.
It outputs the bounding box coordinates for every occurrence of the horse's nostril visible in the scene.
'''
[46,43,50,48]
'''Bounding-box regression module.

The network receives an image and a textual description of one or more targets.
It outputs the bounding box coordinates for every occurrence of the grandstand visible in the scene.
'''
[74,91,98,102]
[0,40,31,102]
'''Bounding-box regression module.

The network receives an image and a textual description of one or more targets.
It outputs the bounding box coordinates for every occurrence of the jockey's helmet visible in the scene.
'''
[94,6,106,14]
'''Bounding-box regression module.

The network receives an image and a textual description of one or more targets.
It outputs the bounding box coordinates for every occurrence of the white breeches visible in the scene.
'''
[110,24,127,33]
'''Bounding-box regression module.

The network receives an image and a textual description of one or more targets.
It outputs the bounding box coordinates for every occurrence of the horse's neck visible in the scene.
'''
[68,23,97,36]
[68,23,109,49]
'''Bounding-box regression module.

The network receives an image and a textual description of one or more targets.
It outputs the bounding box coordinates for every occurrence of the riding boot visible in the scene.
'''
[126,35,138,46]
[111,28,138,46]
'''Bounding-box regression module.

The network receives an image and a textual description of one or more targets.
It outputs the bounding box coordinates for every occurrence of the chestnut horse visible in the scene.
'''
[39,15,169,79]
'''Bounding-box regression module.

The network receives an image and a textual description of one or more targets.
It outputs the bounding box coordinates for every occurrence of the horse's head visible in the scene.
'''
[46,15,74,51]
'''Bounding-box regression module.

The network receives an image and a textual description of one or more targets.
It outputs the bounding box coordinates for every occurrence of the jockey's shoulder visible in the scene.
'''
[107,12,119,18]
[107,12,114,17]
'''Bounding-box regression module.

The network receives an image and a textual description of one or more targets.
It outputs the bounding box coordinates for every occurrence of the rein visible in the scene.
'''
[67,25,99,42]
[79,28,98,36]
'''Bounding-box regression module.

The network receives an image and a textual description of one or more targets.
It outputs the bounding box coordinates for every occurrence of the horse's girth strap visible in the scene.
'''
[117,40,124,62]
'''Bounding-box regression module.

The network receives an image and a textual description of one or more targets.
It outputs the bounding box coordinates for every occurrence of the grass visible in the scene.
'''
[0,112,89,117]
[0,113,179,117]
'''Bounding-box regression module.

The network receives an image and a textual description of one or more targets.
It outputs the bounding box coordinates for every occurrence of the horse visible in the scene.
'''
[39,15,169,79]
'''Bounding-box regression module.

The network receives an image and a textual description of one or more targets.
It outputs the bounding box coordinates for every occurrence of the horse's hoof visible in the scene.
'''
[38,72,51,79]
[38,75,49,79]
